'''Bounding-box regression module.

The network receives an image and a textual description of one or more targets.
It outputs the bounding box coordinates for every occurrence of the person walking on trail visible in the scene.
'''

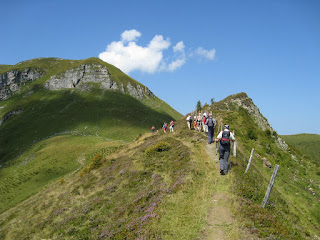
[215,125,235,175]
[170,120,175,132]
[197,113,202,132]
[186,115,192,130]
[205,114,216,144]
[151,125,155,134]
[193,119,198,131]
[163,122,168,133]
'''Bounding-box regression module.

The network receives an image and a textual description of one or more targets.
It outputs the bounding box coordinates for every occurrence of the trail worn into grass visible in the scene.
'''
[202,142,259,240]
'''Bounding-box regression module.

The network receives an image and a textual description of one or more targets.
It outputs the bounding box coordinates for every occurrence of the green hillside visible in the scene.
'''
[0,92,319,239]
[281,134,320,165]
[0,58,182,214]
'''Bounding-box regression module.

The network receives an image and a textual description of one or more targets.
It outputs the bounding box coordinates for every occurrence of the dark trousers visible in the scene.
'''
[208,126,214,143]
[219,144,230,174]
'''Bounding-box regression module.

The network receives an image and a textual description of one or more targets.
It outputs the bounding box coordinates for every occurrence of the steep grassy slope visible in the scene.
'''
[0,58,182,213]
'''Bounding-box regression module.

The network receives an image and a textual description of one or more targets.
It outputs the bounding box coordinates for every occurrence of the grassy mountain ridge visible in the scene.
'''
[0,57,181,162]
[0,95,320,239]
[1,60,319,239]
[0,92,319,239]
[0,57,182,214]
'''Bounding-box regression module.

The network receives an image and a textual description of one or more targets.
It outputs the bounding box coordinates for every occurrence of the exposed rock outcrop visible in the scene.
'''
[44,64,155,100]
[220,93,289,151]
[44,64,114,90]
[0,68,44,100]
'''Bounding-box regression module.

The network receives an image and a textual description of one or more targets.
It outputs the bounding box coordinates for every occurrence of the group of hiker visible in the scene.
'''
[151,120,175,134]
[186,112,236,175]
[150,113,235,176]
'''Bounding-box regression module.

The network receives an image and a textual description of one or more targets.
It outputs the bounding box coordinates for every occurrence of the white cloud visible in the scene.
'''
[121,29,141,42]
[195,47,216,60]
[99,31,170,74]
[99,30,216,74]
[168,58,186,71]
[173,41,185,52]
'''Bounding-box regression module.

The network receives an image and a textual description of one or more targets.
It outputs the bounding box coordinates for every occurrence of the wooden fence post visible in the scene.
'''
[245,148,254,173]
[232,130,236,158]
[262,165,280,208]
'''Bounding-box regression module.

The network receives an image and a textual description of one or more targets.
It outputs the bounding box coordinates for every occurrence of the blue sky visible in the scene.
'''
[1,0,319,135]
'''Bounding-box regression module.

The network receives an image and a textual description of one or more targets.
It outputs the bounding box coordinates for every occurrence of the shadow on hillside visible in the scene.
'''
[0,89,177,164]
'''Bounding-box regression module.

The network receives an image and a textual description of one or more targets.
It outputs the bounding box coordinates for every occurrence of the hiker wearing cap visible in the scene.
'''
[215,125,235,175]
[205,114,216,144]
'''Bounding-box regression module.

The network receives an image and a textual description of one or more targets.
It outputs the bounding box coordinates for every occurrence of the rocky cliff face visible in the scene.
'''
[44,64,117,91]
[0,63,155,101]
[0,68,44,100]
[44,64,154,100]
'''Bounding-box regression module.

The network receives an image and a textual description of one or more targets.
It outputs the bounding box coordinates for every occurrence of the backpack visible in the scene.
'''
[221,130,230,145]
[207,117,214,127]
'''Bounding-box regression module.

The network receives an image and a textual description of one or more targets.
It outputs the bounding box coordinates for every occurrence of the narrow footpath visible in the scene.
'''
[202,141,259,240]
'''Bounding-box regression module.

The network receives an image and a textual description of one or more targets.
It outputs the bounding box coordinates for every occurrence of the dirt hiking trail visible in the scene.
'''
[201,142,259,240]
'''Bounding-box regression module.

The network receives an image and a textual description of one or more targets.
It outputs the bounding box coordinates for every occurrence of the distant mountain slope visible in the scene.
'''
[0,57,181,163]
[281,134,320,164]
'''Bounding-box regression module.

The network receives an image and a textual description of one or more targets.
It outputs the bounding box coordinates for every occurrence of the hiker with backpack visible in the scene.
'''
[205,114,216,144]
[215,125,235,175]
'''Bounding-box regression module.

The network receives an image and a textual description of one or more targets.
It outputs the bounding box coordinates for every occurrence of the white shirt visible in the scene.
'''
[216,129,235,141]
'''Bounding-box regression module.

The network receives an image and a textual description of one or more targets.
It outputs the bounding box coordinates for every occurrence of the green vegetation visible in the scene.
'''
[0,135,123,213]
[0,131,216,239]
[208,99,320,239]
[1,59,319,239]
[0,57,182,215]
[281,134,320,164]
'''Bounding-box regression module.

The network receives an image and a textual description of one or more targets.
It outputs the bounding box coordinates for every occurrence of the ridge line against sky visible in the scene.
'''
[0,0,319,135]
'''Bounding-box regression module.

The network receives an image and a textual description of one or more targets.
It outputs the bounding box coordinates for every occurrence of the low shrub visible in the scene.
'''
[247,129,258,141]
[80,154,104,176]
[145,141,171,157]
